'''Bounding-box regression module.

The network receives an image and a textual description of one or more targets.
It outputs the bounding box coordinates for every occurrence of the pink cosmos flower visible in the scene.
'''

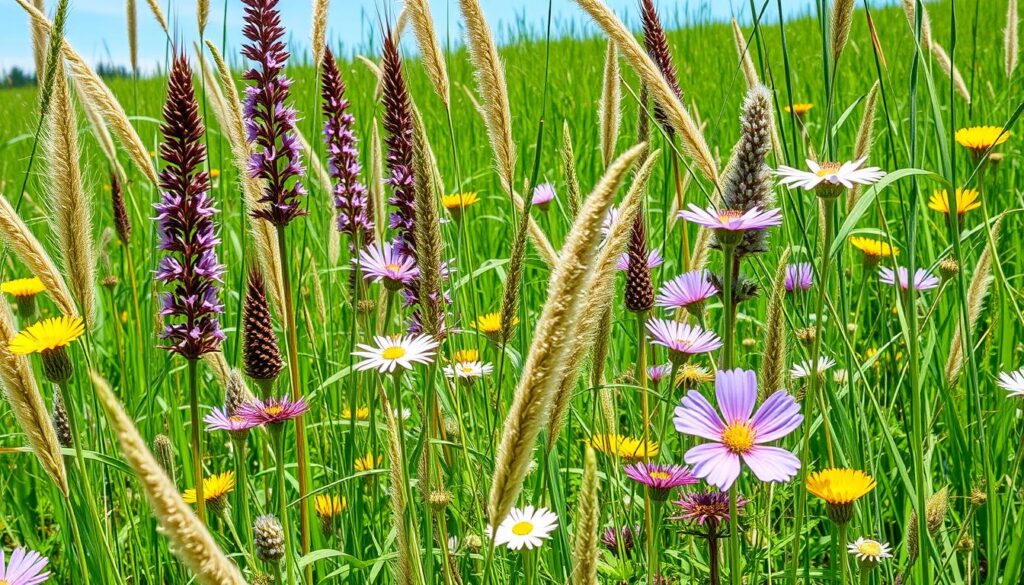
[678,204,782,232]
[204,407,259,434]
[0,548,50,585]
[673,369,803,490]
[647,318,722,359]
[656,270,719,311]
[356,242,419,290]
[879,266,939,291]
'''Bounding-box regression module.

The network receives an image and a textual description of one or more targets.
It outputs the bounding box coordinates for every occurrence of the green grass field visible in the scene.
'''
[0,0,1022,584]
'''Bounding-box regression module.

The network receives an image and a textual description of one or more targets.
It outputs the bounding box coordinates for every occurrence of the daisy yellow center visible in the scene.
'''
[649,471,672,481]
[265,405,284,416]
[385,263,402,272]
[460,366,474,374]
[721,422,755,453]
[1,579,10,585]
[382,346,406,360]
[229,415,245,424]
[815,162,841,177]
[717,210,742,224]
[511,520,534,536]
[857,541,882,557]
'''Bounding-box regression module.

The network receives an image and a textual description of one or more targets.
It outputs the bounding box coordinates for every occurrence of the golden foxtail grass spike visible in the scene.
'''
[945,217,1002,386]
[1007,0,1019,78]
[572,0,718,185]
[126,0,138,72]
[548,149,660,448]
[204,40,286,316]
[45,61,96,325]
[488,142,646,526]
[562,120,582,219]
[847,81,880,212]
[78,79,129,183]
[90,372,247,584]
[732,19,759,89]
[830,0,856,66]
[369,118,387,243]
[411,111,446,337]
[311,0,329,68]
[0,299,67,495]
[197,0,209,36]
[407,0,450,106]
[599,41,621,168]
[30,0,48,79]
[0,194,77,317]
[759,248,792,400]
[572,446,600,585]
[144,0,169,33]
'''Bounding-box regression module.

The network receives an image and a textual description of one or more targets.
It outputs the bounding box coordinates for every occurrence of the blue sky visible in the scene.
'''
[0,0,836,73]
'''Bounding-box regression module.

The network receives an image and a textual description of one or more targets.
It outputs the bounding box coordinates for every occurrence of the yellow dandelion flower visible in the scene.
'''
[475,312,518,339]
[9,316,85,355]
[442,192,480,212]
[955,126,1010,154]
[1,277,46,298]
[209,168,221,179]
[849,237,898,258]
[588,433,659,461]
[314,494,347,518]
[183,471,235,508]
[675,364,715,387]
[341,406,370,420]
[806,468,875,524]
[784,103,814,116]
[354,453,383,472]
[928,188,981,215]
[452,348,480,363]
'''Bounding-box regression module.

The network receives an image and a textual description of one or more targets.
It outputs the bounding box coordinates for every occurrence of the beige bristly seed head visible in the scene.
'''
[573,0,718,185]
[732,19,759,89]
[548,149,660,448]
[368,118,387,243]
[1007,0,1019,78]
[0,299,67,496]
[17,0,161,187]
[411,111,446,337]
[90,373,246,585]
[204,40,286,316]
[945,217,1002,386]
[45,62,96,325]
[759,247,791,399]
[311,0,329,68]
[830,0,856,65]
[562,120,582,219]
[488,142,646,527]
[78,79,129,183]
[930,41,971,103]
[197,0,209,36]
[407,0,450,106]
[0,195,76,317]
[847,81,880,212]
[571,447,599,585]
[599,40,621,169]
[126,0,138,72]
[144,0,169,34]
[30,0,48,79]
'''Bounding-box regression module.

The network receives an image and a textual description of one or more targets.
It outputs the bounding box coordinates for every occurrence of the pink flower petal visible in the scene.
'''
[716,369,757,423]
[674,391,726,441]
[742,445,801,483]
[750,390,803,443]
[685,442,741,490]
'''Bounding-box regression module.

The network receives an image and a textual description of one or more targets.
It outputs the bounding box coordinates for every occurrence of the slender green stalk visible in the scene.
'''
[187,359,206,524]
[728,484,741,585]
[271,426,297,585]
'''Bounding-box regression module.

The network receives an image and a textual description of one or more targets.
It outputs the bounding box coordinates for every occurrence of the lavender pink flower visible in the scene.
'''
[242,0,307,226]
[154,56,225,359]
[678,204,782,232]
[237,396,310,426]
[785,263,814,292]
[204,407,259,434]
[879,266,940,291]
[531,183,556,210]
[356,243,419,291]
[624,462,698,500]
[617,249,664,271]
[673,369,803,490]
[0,547,50,585]
[322,47,372,246]
[647,318,723,360]
[671,488,747,528]
[656,270,719,311]
[648,363,673,384]
[602,525,641,558]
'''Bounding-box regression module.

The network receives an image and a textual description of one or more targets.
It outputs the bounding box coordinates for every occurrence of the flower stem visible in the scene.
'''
[838,522,849,585]
[276,224,311,577]
[708,529,720,585]
[271,426,297,585]
[728,484,741,585]
[720,242,737,370]
[188,358,206,524]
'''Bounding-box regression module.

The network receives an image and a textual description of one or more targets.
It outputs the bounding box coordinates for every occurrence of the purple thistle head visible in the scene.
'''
[237,396,310,427]
[879,266,939,291]
[322,47,372,247]
[381,29,417,259]
[155,56,225,360]
[531,183,556,210]
[242,0,307,226]
[785,263,814,293]
[646,318,722,362]
[602,525,642,558]
[656,270,719,313]
[671,488,747,531]
[624,462,699,500]
[356,242,419,291]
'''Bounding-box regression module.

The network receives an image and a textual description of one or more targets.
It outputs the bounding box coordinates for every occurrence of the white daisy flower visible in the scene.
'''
[777,158,885,192]
[443,361,494,381]
[352,334,439,373]
[847,537,892,567]
[997,368,1024,398]
[488,506,559,551]
[790,356,836,379]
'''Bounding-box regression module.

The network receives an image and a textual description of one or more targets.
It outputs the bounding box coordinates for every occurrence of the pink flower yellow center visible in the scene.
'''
[382,346,407,360]
[265,405,284,416]
[721,422,756,453]
[511,521,534,536]
[385,263,402,273]
[716,210,742,224]
[229,415,245,424]
[649,471,672,481]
